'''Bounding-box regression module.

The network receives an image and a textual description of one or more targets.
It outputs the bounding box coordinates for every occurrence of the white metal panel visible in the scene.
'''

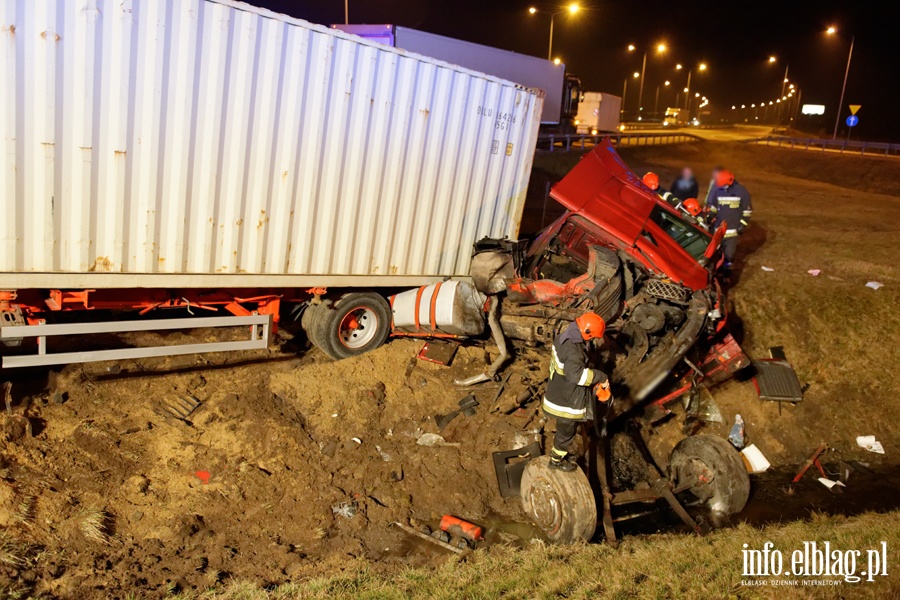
[0,0,543,288]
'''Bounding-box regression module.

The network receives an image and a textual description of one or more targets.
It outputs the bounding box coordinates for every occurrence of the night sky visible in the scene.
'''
[252,0,898,141]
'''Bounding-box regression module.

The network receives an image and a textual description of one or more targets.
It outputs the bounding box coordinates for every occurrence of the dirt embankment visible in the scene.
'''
[1,139,899,598]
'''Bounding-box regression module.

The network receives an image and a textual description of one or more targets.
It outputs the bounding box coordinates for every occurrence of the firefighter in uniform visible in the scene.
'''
[542,313,611,471]
[707,169,752,269]
[643,172,677,206]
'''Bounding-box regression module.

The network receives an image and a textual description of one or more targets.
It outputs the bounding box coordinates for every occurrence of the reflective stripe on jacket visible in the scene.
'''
[708,181,752,234]
[542,321,608,421]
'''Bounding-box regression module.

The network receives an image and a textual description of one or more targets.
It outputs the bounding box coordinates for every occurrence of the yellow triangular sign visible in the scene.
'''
[849,104,861,115]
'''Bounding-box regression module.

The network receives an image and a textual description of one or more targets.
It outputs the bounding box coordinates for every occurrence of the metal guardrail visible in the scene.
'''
[537,132,702,152]
[749,136,900,157]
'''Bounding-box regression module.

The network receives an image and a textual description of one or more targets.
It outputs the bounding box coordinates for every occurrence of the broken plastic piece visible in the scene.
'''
[761,266,774,272]
[866,281,884,290]
[807,269,821,276]
[856,435,885,454]
[740,444,770,474]
[728,414,745,449]
[817,478,846,490]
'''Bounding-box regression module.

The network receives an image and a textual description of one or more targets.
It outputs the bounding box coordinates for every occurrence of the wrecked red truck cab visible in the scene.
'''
[458,140,736,414]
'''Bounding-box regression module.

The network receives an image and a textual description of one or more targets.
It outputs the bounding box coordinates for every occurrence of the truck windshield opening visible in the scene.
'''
[648,206,710,262]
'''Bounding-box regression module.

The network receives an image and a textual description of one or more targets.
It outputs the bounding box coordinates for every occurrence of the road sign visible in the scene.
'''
[849,104,861,115]
[846,115,859,127]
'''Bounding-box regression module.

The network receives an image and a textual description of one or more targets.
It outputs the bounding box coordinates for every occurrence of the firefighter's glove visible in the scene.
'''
[595,383,611,403]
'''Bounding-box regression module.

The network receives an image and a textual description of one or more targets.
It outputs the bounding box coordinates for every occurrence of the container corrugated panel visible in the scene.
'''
[0,0,543,288]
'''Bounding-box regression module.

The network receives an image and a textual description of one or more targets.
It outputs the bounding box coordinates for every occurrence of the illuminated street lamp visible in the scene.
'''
[767,55,790,127]
[675,63,683,70]
[528,4,580,61]
[826,26,855,139]
[683,62,707,110]
[628,42,667,116]
[553,57,562,65]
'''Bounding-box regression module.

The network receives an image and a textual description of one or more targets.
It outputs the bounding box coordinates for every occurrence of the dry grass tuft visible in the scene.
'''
[12,495,36,526]
[0,530,26,568]
[78,507,111,544]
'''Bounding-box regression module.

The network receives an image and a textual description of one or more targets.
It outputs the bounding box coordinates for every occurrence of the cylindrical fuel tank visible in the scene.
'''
[390,281,486,336]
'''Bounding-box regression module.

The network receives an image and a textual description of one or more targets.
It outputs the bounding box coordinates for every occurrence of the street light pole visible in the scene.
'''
[831,33,855,139]
[776,63,788,127]
[683,70,692,109]
[344,0,349,24]
[637,51,647,115]
[621,78,628,121]
[548,13,555,60]
[530,5,580,63]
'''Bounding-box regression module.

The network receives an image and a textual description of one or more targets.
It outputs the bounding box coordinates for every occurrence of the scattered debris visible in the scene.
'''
[494,387,538,415]
[793,444,828,483]
[332,501,357,519]
[741,444,770,473]
[492,442,542,498]
[195,470,211,485]
[856,435,885,454]
[728,414,745,449]
[439,514,484,543]
[351,437,362,445]
[416,433,459,447]
[391,521,464,555]
[417,340,460,366]
[818,478,846,492]
[807,269,821,276]
[434,394,479,430]
[761,266,775,272]
[159,394,201,422]
[374,445,392,461]
[865,281,884,290]
[752,358,804,403]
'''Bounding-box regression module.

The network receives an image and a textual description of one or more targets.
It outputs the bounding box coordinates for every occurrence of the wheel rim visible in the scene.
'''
[338,306,379,349]
[526,478,563,536]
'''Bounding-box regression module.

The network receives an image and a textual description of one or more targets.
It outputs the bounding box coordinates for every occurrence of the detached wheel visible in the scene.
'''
[668,434,750,515]
[520,456,597,544]
[304,293,391,360]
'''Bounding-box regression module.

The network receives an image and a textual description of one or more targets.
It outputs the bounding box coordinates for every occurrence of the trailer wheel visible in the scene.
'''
[306,293,391,360]
[520,456,597,544]
[668,434,750,516]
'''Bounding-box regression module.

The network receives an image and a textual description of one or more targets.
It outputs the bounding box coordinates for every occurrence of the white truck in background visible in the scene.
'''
[574,92,622,134]
[332,24,582,133]
[663,107,687,127]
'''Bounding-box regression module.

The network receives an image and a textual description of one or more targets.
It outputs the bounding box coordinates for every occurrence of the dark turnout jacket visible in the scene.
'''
[543,322,608,421]
[708,181,753,237]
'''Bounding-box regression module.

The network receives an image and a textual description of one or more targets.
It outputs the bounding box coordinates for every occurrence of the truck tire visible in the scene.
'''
[305,293,391,360]
[668,434,750,516]
[520,456,597,544]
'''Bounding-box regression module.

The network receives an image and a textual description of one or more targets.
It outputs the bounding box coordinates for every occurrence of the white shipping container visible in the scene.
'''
[0,0,543,290]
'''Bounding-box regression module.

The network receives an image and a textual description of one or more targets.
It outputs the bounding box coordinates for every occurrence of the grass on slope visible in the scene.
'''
[174,511,900,600]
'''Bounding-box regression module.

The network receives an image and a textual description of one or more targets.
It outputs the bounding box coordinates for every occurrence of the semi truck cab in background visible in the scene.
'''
[332,24,582,133]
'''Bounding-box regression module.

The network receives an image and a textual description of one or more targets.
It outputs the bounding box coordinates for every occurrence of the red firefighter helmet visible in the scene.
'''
[575,312,606,341]
[715,169,735,188]
[642,172,660,191]
[682,197,701,216]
